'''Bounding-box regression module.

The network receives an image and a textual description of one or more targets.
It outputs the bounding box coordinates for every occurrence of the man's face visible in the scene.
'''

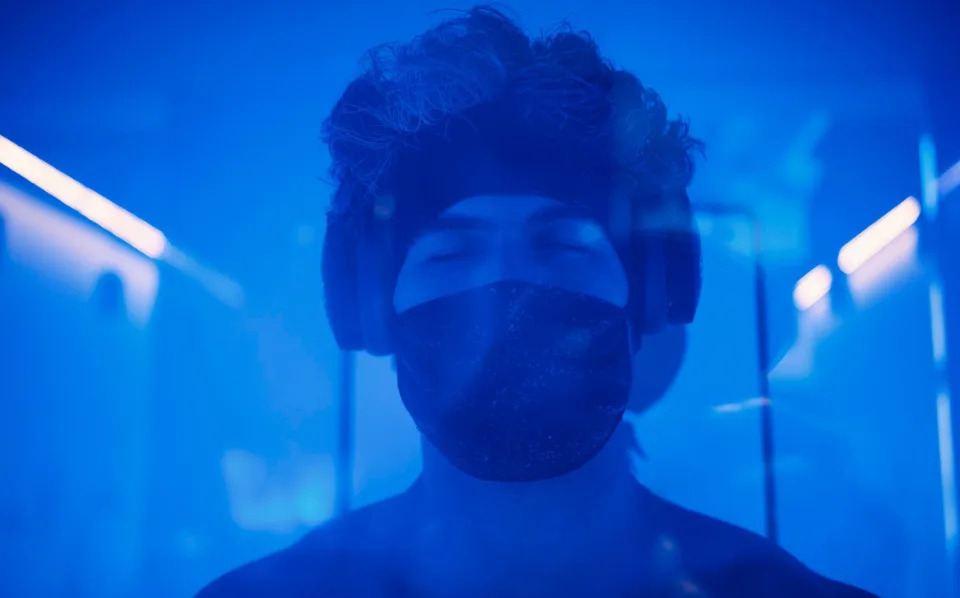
[392,195,629,313]
[389,195,635,480]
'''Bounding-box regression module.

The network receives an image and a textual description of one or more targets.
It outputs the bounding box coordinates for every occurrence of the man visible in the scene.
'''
[199,6,875,596]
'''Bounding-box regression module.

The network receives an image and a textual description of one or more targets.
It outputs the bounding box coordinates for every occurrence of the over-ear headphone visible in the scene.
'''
[322,185,702,356]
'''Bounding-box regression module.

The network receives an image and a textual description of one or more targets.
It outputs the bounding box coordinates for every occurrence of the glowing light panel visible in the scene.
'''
[920,135,940,219]
[930,282,948,366]
[713,397,770,414]
[938,388,959,557]
[0,134,167,258]
[793,265,832,310]
[837,197,921,274]
[940,159,960,198]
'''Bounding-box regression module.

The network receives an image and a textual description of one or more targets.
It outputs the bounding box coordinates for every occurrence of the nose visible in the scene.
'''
[493,233,543,286]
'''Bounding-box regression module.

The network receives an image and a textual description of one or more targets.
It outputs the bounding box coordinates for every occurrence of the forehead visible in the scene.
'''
[433,194,589,228]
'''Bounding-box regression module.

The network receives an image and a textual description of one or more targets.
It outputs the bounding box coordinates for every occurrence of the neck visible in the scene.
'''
[413,423,641,549]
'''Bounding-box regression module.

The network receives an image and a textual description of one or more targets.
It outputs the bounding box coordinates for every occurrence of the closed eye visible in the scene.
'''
[538,239,592,253]
[425,250,473,263]
[532,219,604,255]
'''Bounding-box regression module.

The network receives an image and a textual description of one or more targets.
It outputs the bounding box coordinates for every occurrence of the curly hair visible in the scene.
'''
[321,4,702,233]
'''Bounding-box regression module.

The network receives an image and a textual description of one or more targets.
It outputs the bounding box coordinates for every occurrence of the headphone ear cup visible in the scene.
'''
[626,190,702,337]
[638,236,669,335]
[354,222,395,356]
[664,226,702,325]
[658,188,702,326]
[322,214,366,351]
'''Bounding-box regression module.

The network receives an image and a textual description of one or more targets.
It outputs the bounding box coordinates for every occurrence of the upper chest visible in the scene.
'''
[297,493,805,598]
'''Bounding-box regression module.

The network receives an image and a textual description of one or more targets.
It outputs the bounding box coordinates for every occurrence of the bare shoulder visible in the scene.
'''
[195,492,413,598]
[643,488,878,597]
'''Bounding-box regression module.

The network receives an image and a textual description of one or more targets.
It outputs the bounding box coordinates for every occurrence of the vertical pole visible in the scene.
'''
[335,349,356,517]
[752,217,778,544]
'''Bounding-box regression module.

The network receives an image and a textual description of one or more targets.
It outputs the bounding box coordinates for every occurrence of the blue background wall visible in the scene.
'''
[1,1,958,596]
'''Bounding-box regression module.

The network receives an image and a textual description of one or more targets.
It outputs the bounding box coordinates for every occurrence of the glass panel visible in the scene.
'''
[629,211,767,536]
[772,228,951,597]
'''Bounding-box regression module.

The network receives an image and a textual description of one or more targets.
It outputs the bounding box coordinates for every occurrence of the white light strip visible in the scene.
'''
[837,197,921,274]
[930,281,955,559]
[0,134,168,259]
[713,397,770,414]
[940,159,960,198]
[938,388,959,559]
[920,135,939,219]
[793,264,832,310]
[930,273,948,369]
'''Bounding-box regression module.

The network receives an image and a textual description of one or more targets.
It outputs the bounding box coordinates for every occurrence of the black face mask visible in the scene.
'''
[393,281,633,482]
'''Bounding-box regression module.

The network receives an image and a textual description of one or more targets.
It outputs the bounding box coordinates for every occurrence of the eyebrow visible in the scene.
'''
[525,203,592,226]
[419,202,593,236]
[419,213,491,235]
